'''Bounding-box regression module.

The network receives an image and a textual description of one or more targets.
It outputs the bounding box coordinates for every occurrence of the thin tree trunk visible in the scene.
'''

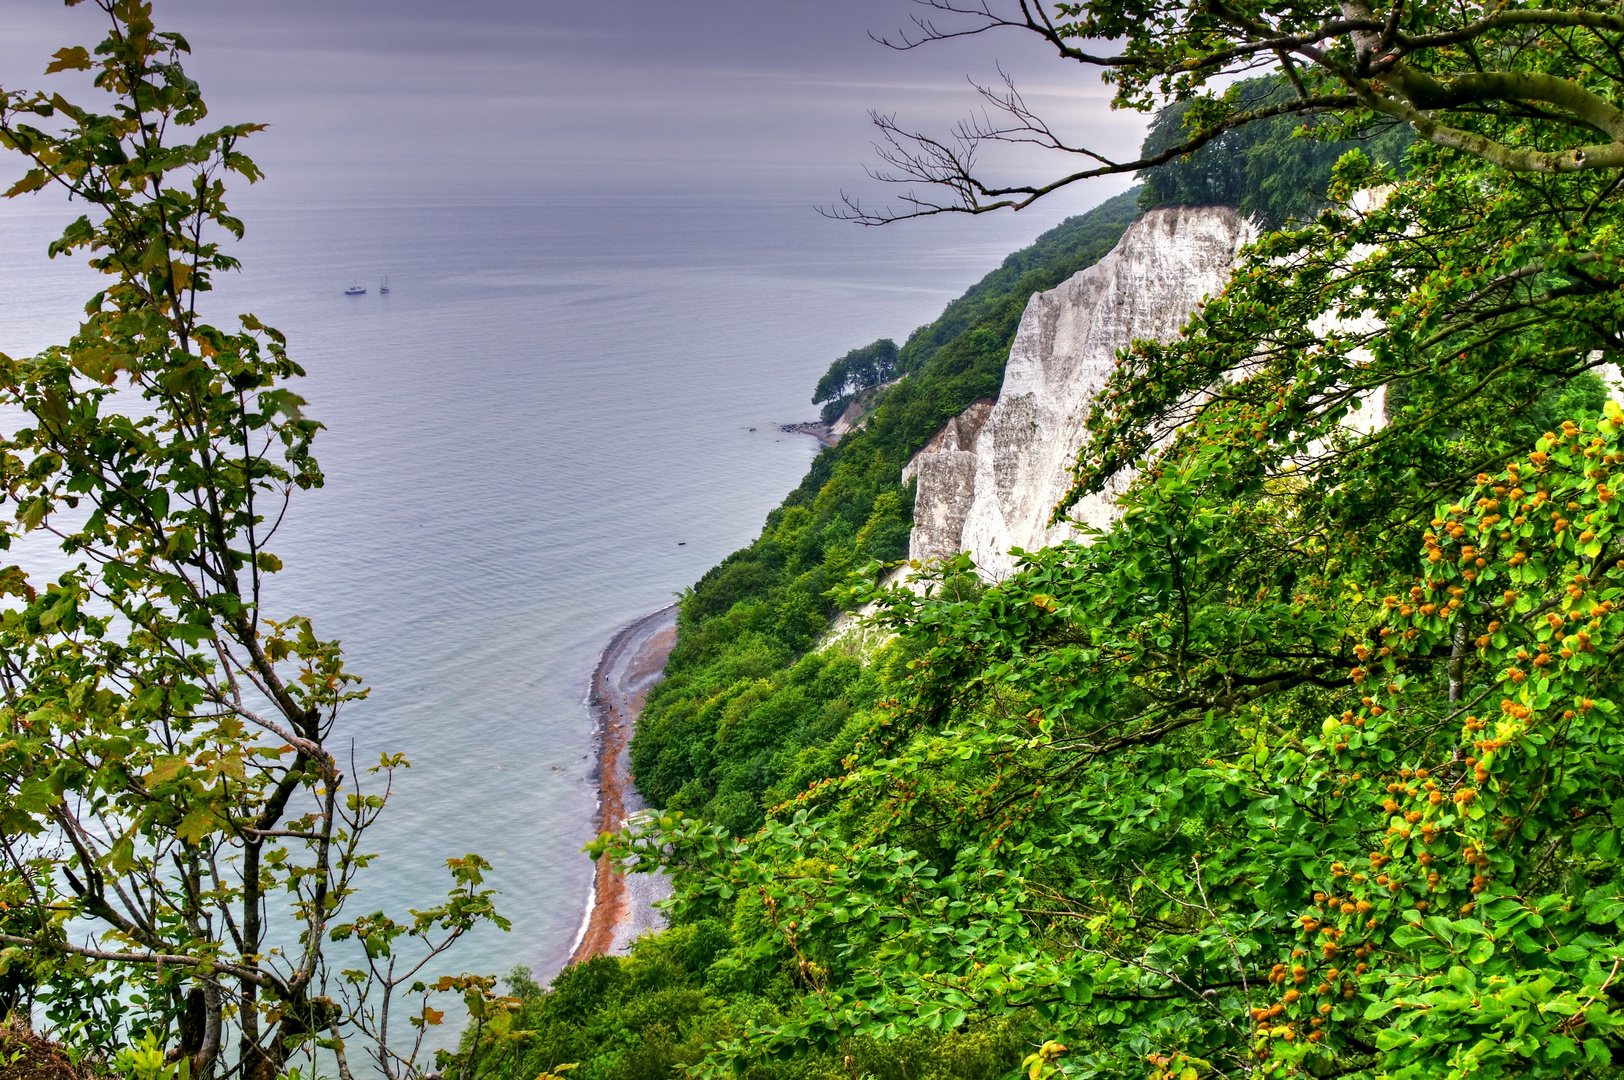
[193,979,222,1080]
[1448,620,1468,704]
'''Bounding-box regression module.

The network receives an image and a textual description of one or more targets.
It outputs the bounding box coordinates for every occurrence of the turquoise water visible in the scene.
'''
[0,191,1109,997]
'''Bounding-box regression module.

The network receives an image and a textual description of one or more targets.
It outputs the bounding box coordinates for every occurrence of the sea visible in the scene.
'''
[0,189,1118,1021]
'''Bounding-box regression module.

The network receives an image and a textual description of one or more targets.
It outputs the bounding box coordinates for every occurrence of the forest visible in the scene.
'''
[5,0,1624,1078]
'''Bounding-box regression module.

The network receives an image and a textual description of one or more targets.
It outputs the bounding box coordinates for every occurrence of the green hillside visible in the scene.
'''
[631,188,1143,835]
[476,84,1507,1080]
[477,190,1143,1080]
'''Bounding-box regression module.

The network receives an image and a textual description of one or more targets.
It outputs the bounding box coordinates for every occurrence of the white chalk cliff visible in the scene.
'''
[905,205,1257,578]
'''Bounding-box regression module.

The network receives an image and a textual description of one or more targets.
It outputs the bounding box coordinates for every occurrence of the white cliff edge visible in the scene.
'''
[904,205,1258,578]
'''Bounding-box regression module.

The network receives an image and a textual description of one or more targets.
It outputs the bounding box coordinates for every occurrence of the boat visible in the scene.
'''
[344,283,366,296]
[379,276,391,295]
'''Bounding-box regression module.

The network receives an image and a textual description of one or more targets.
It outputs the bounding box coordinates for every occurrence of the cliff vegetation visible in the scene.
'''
[11,0,1624,1077]
[477,189,1145,1080]
[624,189,1143,842]
[493,19,1624,1080]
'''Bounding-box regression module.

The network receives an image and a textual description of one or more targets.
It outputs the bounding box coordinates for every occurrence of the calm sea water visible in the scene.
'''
[0,191,1109,1007]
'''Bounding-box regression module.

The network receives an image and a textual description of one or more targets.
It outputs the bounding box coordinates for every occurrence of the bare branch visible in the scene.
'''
[827,92,1356,223]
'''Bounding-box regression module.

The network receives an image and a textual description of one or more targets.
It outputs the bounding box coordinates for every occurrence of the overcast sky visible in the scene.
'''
[1,1,1145,209]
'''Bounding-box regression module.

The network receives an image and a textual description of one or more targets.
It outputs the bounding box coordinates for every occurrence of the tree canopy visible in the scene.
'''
[578,1,1624,1078]
[835,0,1624,222]
[1136,76,1411,226]
[812,340,900,425]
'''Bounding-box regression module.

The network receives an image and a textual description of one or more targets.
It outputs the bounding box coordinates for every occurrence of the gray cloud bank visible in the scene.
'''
[1,0,1145,208]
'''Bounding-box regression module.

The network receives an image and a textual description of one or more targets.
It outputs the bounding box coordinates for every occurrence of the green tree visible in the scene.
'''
[837,0,1624,221]
[812,340,899,425]
[590,2,1624,1078]
[1136,76,1411,226]
[0,5,510,1078]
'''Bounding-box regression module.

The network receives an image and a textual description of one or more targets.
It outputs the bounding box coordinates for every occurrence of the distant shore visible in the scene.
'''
[571,605,678,963]
[780,421,839,447]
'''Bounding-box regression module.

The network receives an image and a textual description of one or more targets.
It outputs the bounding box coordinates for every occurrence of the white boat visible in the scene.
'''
[379,276,391,295]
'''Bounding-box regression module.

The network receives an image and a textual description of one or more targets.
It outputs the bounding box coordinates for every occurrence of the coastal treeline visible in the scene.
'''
[812,340,899,425]
[492,15,1624,1080]
[472,86,1470,1080]
[8,0,1624,1077]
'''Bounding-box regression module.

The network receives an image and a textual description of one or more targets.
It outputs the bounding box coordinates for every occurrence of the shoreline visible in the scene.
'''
[570,605,679,963]
[780,421,839,447]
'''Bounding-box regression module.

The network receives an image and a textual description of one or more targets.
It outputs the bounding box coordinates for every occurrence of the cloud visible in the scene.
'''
[0,0,1150,204]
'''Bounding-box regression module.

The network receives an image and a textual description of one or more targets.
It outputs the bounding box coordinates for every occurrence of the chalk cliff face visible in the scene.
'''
[906,205,1257,577]
[899,398,994,564]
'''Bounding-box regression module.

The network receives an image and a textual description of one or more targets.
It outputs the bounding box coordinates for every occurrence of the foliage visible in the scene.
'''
[595,61,1624,1080]
[812,340,898,425]
[834,0,1624,221]
[0,1019,97,1080]
[477,941,1026,1080]
[0,5,502,1078]
[576,0,1624,1075]
[1137,77,1411,227]
[629,189,1141,836]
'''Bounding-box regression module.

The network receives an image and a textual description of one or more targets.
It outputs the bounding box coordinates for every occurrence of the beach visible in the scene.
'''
[571,605,679,962]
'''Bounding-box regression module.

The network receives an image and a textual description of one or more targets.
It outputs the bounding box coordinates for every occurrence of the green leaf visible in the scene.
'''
[1585,898,1624,924]
[43,46,91,73]
[109,836,135,873]
[144,756,187,788]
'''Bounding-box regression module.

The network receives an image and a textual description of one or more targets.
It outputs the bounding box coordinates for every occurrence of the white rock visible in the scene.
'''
[906,205,1257,577]
[900,398,994,565]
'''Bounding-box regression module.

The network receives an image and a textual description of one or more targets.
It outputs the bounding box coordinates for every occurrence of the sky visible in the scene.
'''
[0,0,1147,208]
